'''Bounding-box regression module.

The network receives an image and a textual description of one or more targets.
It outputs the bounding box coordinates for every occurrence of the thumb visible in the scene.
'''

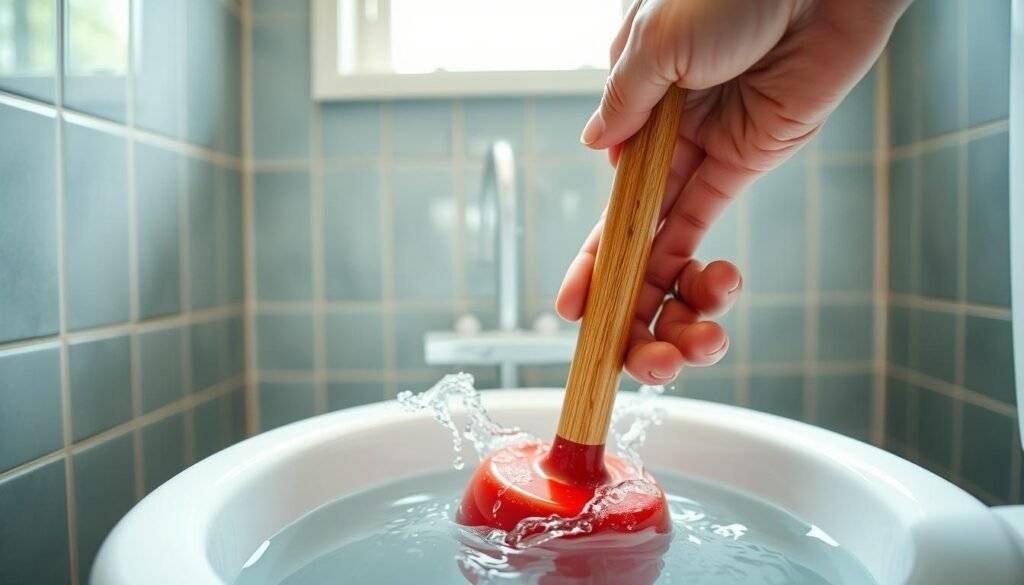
[580,38,673,150]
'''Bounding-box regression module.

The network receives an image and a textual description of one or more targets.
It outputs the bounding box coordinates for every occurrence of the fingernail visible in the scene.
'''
[707,339,729,357]
[649,369,675,381]
[580,111,604,146]
[727,277,743,295]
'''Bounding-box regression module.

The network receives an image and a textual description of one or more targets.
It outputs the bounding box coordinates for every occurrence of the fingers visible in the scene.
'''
[580,19,674,149]
[676,260,742,317]
[609,0,644,67]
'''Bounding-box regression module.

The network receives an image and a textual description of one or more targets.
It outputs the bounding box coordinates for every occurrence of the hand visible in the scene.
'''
[557,0,909,384]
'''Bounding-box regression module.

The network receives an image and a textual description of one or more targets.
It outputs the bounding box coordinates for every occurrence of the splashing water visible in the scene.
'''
[396,373,667,550]
[396,373,537,470]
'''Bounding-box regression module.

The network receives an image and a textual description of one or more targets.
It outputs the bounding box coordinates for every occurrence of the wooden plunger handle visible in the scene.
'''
[556,86,685,446]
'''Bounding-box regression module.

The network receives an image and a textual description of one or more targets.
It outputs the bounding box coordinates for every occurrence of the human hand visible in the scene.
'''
[557,0,910,384]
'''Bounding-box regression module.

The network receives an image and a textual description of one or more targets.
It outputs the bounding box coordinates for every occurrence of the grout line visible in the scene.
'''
[950,0,970,482]
[802,143,821,423]
[871,51,891,447]
[734,192,752,407]
[379,103,399,398]
[51,0,80,578]
[888,365,1018,418]
[0,376,245,485]
[451,98,469,315]
[310,97,328,414]
[240,0,259,434]
[889,118,1010,160]
[887,293,1012,320]
[125,0,146,499]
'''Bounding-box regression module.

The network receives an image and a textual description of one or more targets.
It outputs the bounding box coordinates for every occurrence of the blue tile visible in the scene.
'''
[186,0,234,150]
[0,460,70,585]
[259,381,315,430]
[918,0,961,138]
[915,387,953,471]
[887,6,919,147]
[134,0,184,137]
[817,305,873,361]
[463,98,526,157]
[888,157,915,294]
[224,170,245,303]
[328,382,386,410]
[521,365,570,388]
[142,414,186,494]
[395,311,452,370]
[816,374,872,440]
[223,11,243,156]
[749,375,804,420]
[909,309,956,383]
[534,162,601,297]
[225,387,247,445]
[695,201,739,265]
[226,316,245,379]
[186,158,221,310]
[748,156,806,294]
[190,319,227,392]
[967,0,1011,126]
[390,101,453,158]
[0,346,62,472]
[459,163,502,300]
[0,0,57,102]
[64,123,130,330]
[135,143,182,318]
[961,403,1014,501]
[819,164,874,292]
[887,305,910,367]
[749,306,805,364]
[69,336,132,441]
[885,377,909,451]
[192,396,228,460]
[0,105,59,343]
[964,316,1015,404]
[257,313,314,371]
[64,0,129,122]
[252,15,310,160]
[918,146,958,300]
[818,68,876,153]
[74,435,136,583]
[326,311,384,370]
[252,0,308,18]
[533,96,600,154]
[678,375,735,405]
[323,168,382,301]
[967,132,1010,306]
[254,171,313,300]
[139,327,183,413]
[321,102,381,159]
[391,165,455,300]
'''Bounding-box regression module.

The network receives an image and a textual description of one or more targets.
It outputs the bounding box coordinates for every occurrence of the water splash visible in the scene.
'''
[396,373,537,469]
[608,384,666,474]
[397,373,669,550]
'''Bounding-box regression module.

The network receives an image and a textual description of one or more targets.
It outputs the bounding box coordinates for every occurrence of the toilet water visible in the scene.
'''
[233,374,875,584]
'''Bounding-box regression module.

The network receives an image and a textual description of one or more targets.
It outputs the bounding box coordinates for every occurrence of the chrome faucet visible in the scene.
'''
[473,141,521,385]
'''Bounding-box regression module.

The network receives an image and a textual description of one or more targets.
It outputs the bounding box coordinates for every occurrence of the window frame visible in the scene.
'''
[311,0,614,101]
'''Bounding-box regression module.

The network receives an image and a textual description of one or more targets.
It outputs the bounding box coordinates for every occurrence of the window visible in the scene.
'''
[312,0,628,100]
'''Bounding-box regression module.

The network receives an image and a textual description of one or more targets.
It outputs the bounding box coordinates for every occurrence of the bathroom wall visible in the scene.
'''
[246,0,885,445]
[884,0,1020,504]
[0,1,246,583]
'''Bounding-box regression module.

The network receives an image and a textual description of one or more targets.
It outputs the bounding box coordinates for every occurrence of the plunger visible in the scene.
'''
[457,87,685,538]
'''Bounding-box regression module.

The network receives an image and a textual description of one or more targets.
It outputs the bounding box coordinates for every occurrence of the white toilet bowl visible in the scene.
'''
[91,390,1024,584]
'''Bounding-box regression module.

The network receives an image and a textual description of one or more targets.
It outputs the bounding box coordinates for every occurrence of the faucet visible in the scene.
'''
[424,141,576,388]
[474,141,520,386]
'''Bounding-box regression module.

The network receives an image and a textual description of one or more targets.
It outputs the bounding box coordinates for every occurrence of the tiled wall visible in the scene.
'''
[0,1,246,584]
[246,0,885,444]
[883,0,1020,504]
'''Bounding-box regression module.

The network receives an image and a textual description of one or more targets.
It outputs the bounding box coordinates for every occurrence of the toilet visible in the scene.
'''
[91,390,1024,584]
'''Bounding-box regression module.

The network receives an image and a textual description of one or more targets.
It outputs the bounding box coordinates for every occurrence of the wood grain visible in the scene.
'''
[556,86,685,445]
